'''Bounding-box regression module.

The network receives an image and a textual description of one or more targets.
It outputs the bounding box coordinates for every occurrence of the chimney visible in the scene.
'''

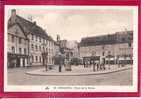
[11,9,16,17]
[33,21,36,25]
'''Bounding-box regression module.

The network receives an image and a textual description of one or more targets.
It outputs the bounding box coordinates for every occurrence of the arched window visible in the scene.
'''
[11,46,15,53]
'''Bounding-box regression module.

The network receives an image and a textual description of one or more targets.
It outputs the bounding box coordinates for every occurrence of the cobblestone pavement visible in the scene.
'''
[7,66,133,85]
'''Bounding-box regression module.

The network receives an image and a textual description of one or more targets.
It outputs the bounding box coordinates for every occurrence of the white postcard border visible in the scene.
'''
[4,5,138,92]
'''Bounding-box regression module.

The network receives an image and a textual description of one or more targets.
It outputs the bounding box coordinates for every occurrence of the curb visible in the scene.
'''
[26,67,132,76]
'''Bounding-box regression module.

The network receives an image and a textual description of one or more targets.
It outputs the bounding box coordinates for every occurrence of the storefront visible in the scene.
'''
[105,55,115,64]
[83,56,100,65]
[118,56,133,65]
[8,53,29,68]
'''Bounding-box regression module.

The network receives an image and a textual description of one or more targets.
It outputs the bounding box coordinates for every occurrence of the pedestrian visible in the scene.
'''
[93,61,96,72]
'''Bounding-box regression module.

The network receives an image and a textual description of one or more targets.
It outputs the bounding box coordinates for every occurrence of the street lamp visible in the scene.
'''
[91,51,96,72]
[42,42,48,71]
[107,51,111,70]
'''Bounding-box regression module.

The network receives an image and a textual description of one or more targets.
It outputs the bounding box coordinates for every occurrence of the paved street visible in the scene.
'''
[8,66,133,85]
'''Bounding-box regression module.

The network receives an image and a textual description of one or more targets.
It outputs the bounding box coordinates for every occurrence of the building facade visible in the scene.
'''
[7,9,29,68]
[79,31,133,65]
[7,9,59,68]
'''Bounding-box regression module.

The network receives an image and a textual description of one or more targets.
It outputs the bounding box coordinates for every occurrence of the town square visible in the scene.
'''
[6,7,134,87]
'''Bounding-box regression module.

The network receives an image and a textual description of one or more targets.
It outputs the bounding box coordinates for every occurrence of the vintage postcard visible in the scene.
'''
[0,0,140,97]
[4,5,138,92]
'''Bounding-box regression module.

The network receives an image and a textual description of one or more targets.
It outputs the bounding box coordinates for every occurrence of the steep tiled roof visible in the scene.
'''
[8,15,49,39]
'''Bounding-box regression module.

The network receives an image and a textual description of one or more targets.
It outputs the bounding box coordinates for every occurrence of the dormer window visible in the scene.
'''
[15,29,18,34]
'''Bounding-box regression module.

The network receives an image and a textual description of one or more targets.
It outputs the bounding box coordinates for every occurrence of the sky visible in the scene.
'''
[7,7,133,42]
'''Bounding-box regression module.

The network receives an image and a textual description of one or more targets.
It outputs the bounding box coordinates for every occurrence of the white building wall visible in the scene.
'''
[79,42,133,62]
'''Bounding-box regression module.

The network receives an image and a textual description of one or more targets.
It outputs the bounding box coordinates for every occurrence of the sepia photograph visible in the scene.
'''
[4,6,138,92]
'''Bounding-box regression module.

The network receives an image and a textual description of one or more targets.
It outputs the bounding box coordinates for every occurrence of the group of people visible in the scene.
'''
[83,60,106,72]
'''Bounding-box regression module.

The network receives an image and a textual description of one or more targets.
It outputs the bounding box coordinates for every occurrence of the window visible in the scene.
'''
[122,38,125,42]
[102,52,105,56]
[108,51,111,55]
[36,36,38,41]
[128,43,131,47]
[36,56,38,62]
[40,56,41,62]
[19,38,22,44]
[36,45,38,51]
[47,41,48,45]
[43,39,45,43]
[12,46,15,53]
[19,48,22,54]
[11,35,14,42]
[32,34,34,40]
[15,29,18,34]
[39,37,41,42]
[24,48,26,54]
[31,44,34,50]
[39,46,41,51]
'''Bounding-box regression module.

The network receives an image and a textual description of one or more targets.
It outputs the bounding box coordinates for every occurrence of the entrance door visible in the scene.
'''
[16,58,20,67]
[23,58,25,67]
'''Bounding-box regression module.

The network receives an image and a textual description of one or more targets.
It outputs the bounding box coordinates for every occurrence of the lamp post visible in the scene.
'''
[58,52,63,72]
[108,51,111,70]
[42,41,48,71]
[92,51,96,72]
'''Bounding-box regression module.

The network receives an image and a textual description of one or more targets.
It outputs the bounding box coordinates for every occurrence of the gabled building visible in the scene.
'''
[7,9,30,68]
[7,9,59,68]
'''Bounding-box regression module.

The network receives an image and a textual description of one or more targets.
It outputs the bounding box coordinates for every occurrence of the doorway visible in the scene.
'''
[16,58,20,67]
[23,58,25,67]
